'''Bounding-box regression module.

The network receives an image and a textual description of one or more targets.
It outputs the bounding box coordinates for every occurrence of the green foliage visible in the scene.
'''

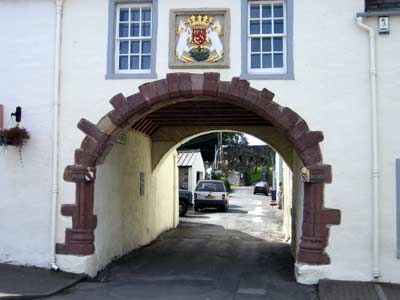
[211,173,232,192]
[178,132,248,161]
[249,166,263,183]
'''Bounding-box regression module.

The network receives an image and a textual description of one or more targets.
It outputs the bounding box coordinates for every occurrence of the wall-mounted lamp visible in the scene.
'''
[11,106,22,123]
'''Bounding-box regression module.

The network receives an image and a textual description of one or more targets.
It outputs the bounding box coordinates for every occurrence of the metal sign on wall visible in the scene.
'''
[169,9,230,69]
[140,172,145,196]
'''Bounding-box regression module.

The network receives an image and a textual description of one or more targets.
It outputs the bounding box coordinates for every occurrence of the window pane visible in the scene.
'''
[119,56,128,70]
[130,55,140,69]
[142,41,151,54]
[274,5,284,18]
[130,23,140,37]
[262,5,272,18]
[251,38,260,52]
[250,20,260,34]
[142,9,151,21]
[131,9,140,22]
[131,41,140,54]
[120,41,129,54]
[119,23,129,37]
[274,20,284,34]
[262,20,272,34]
[250,5,260,18]
[141,55,151,69]
[251,54,261,69]
[262,54,272,68]
[120,9,129,22]
[274,53,283,67]
[262,38,271,52]
[273,38,283,51]
[142,23,151,36]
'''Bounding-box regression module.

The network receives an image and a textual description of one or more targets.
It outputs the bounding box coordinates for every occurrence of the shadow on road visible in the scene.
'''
[49,221,318,300]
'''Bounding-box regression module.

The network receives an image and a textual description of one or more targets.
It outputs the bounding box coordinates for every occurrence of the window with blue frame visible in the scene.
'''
[116,4,152,73]
[248,1,286,74]
[106,0,157,79]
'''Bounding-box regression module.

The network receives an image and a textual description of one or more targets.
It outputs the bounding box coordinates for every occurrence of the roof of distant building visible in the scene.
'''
[177,149,202,167]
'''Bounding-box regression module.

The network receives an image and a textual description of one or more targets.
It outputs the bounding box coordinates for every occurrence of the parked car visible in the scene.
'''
[194,180,229,212]
[253,181,269,196]
[179,189,193,216]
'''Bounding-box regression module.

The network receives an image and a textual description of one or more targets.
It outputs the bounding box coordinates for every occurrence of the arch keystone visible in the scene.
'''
[203,72,220,96]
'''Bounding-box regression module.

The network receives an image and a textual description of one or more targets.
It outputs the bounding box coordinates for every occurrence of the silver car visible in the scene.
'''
[194,180,229,212]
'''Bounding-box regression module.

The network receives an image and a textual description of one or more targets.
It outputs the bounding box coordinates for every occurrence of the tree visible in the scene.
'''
[222,132,248,146]
[178,132,248,161]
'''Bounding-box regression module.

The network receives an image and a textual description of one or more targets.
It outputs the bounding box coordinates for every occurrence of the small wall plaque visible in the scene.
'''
[379,16,389,34]
[169,9,230,69]
[140,172,145,196]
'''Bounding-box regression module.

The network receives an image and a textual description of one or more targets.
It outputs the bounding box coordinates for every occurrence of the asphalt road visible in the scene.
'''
[46,187,318,300]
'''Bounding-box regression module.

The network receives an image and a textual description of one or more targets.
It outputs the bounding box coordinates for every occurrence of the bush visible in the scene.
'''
[211,173,231,192]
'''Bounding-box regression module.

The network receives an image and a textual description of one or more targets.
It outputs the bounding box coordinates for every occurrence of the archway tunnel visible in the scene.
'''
[56,73,340,277]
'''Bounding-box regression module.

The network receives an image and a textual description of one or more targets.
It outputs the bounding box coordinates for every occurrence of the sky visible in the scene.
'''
[244,133,267,146]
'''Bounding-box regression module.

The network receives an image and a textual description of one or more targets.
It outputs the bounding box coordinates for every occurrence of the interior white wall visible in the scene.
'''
[282,158,293,242]
[189,153,205,192]
[0,0,55,268]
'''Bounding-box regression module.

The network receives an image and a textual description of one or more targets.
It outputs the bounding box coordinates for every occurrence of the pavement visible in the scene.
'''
[318,279,400,300]
[0,263,85,299]
[2,186,400,299]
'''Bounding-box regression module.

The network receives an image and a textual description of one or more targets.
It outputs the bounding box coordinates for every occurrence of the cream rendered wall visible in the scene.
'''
[58,130,177,274]
[0,0,55,268]
[56,0,400,282]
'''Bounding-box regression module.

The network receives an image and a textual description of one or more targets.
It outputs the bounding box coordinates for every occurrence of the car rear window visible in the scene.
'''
[195,182,226,192]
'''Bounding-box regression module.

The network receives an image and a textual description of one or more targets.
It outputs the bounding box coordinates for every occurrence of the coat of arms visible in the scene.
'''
[176,15,224,63]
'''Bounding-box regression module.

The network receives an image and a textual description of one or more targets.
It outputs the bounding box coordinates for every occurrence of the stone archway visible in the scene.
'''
[56,73,340,265]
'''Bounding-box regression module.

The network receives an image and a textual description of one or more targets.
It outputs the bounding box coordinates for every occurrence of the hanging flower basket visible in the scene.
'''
[0,126,30,148]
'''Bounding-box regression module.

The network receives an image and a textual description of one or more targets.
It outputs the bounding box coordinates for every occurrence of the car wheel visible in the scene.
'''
[194,205,199,212]
[253,192,257,195]
[179,199,188,217]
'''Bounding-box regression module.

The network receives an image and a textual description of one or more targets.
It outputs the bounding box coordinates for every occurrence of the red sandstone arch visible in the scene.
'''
[56,73,340,265]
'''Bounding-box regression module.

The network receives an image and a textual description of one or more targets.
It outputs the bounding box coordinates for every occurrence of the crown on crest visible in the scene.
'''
[186,15,214,27]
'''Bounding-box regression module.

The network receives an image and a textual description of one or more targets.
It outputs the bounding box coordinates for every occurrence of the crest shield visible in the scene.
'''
[192,28,207,46]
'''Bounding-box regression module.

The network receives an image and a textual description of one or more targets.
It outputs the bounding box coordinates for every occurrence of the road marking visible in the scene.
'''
[236,288,268,295]
[375,284,388,300]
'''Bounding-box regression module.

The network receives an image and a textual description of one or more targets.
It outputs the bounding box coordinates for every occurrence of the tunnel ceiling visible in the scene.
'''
[131,101,272,135]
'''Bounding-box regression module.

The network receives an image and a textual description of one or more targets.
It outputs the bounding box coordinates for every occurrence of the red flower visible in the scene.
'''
[0,126,30,147]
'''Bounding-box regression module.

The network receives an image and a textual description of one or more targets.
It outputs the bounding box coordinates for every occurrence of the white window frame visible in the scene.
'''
[247,0,287,75]
[115,3,152,74]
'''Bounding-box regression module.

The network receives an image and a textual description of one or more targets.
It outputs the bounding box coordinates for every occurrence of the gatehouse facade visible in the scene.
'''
[0,0,399,284]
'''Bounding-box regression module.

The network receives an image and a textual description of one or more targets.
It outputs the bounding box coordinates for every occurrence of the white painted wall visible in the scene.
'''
[282,158,293,242]
[188,153,205,192]
[363,15,400,283]
[54,0,400,282]
[0,0,55,268]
